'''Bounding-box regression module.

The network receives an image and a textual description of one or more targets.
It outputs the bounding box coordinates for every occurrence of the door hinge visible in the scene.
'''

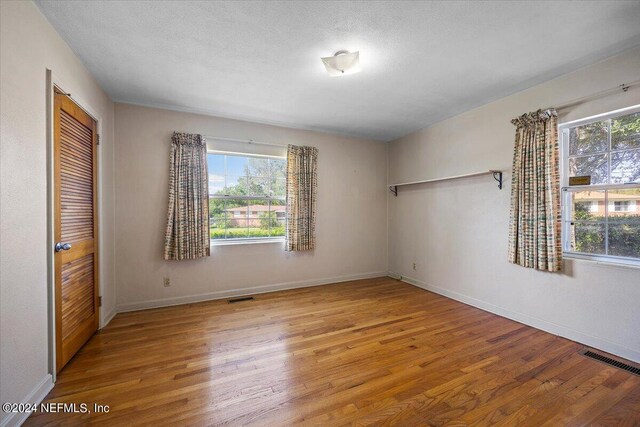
[98,296,102,307]
[96,134,100,145]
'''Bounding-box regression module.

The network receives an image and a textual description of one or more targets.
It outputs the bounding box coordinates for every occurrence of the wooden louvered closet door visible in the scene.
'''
[54,91,99,373]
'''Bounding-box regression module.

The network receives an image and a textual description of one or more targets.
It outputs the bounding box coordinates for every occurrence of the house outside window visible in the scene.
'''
[613,201,632,212]
[208,151,286,242]
[559,106,640,265]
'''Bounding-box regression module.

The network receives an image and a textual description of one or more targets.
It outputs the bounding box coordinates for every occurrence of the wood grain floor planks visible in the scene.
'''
[25,277,640,426]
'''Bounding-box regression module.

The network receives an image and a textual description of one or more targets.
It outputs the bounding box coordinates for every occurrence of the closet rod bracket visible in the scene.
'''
[492,171,503,190]
[389,185,398,197]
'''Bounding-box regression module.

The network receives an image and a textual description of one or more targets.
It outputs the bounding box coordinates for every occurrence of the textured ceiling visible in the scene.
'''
[37,1,640,141]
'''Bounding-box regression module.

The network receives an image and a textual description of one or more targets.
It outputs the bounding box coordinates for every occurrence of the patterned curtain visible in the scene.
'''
[285,144,318,251]
[164,132,210,260]
[508,109,561,271]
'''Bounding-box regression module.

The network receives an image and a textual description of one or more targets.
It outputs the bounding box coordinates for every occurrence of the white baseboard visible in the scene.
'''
[0,374,53,427]
[117,271,388,313]
[389,271,640,364]
[100,306,117,329]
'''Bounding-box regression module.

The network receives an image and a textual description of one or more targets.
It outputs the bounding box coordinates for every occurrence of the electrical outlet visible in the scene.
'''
[163,277,170,287]
[412,263,417,271]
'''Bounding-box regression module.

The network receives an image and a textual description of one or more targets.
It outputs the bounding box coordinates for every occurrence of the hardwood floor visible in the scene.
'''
[26,277,640,426]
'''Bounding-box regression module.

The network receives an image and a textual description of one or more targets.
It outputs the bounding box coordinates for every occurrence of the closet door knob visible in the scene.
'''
[55,242,72,252]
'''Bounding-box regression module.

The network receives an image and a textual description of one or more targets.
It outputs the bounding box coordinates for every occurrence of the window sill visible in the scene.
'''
[563,253,640,270]
[211,238,284,247]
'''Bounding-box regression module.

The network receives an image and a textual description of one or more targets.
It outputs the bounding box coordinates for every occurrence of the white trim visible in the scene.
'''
[209,196,286,201]
[45,71,56,380]
[101,307,118,329]
[562,183,640,191]
[563,253,640,270]
[207,149,285,159]
[211,237,284,246]
[117,271,387,313]
[205,136,286,149]
[0,374,53,427]
[389,271,640,364]
[558,103,640,128]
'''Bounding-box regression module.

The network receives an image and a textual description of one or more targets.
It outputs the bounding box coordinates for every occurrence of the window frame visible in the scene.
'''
[559,104,640,267]
[207,149,286,245]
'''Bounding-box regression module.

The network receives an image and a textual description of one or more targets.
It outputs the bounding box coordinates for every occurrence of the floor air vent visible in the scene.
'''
[228,296,254,303]
[581,349,640,376]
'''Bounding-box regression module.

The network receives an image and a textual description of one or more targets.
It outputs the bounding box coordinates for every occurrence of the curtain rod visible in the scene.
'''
[203,135,287,148]
[550,79,640,111]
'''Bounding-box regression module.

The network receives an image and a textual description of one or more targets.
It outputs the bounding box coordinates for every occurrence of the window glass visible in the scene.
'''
[208,152,286,241]
[611,112,640,150]
[561,108,640,264]
[568,120,608,155]
[568,154,608,185]
[567,191,605,221]
[568,222,606,255]
[610,149,640,184]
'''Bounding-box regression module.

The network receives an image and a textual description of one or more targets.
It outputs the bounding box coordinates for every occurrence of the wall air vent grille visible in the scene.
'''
[581,349,640,376]
[228,296,255,304]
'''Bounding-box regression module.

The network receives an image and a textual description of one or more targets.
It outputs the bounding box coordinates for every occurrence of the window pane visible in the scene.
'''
[568,154,608,185]
[608,223,640,258]
[569,120,608,156]
[611,112,640,151]
[568,190,605,221]
[610,149,640,184]
[209,175,225,195]
[243,199,269,238]
[208,154,225,195]
[246,157,269,177]
[226,155,248,176]
[269,199,286,237]
[225,199,247,238]
[270,177,286,198]
[608,188,640,218]
[226,219,249,239]
[209,198,226,217]
[210,217,227,240]
[209,177,225,196]
[225,175,246,195]
[273,218,286,238]
[569,222,605,254]
[208,154,225,175]
[270,158,286,179]
[247,176,270,196]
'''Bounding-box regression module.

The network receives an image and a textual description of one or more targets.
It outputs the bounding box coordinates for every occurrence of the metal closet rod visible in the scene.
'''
[204,135,287,148]
[389,170,503,196]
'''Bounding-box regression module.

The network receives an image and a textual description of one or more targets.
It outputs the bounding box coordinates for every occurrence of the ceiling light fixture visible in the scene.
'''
[321,50,361,76]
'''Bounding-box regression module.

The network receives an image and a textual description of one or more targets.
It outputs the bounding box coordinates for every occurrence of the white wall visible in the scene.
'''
[0,2,116,425]
[388,46,640,362]
[114,103,388,310]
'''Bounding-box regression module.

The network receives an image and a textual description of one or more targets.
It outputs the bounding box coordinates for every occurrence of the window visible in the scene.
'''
[208,151,286,242]
[613,201,632,212]
[560,106,640,264]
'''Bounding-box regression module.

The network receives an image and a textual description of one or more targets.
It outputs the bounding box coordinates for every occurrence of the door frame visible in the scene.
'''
[46,69,106,382]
